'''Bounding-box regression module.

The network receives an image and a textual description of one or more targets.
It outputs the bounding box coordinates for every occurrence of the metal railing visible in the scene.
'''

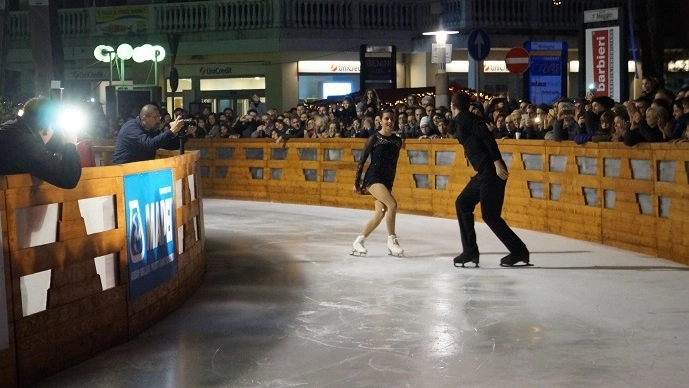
[5,0,628,41]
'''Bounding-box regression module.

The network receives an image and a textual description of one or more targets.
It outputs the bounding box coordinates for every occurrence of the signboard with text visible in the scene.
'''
[172,63,267,77]
[298,61,360,73]
[95,6,148,35]
[359,45,396,91]
[524,41,568,105]
[124,169,177,300]
[527,56,564,105]
[580,7,627,102]
[585,26,621,101]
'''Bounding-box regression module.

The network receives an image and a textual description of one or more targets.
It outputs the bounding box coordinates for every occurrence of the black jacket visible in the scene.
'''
[623,119,664,146]
[0,118,82,188]
[452,111,505,172]
[111,117,183,164]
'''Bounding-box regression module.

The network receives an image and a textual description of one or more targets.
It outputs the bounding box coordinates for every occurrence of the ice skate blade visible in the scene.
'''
[350,251,367,257]
[388,251,404,257]
[455,262,479,268]
[499,262,534,267]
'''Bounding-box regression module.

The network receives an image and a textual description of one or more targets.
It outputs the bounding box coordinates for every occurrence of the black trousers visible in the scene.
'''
[455,168,528,255]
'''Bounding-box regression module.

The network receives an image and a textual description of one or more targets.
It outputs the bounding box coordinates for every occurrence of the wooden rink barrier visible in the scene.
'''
[0,151,205,387]
[181,137,689,265]
[2,137,688,385]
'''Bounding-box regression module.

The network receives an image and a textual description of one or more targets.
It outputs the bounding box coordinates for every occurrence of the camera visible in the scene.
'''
[182,118,196,125]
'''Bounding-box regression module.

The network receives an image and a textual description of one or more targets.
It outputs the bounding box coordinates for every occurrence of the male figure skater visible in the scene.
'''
[450,92,530,267]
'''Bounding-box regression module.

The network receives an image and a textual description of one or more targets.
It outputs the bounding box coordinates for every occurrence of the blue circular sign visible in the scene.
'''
[468,29,491,61]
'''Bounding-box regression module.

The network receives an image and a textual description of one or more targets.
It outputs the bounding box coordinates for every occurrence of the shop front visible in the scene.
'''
[297,60,361,102]
[167,63,266,116]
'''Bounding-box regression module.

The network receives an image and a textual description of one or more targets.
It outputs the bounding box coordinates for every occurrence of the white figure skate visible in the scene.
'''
[387,234,404,257]
[351,235,367,256]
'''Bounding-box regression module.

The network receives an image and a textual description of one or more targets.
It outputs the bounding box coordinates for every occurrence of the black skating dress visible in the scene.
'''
[354,132,403,192]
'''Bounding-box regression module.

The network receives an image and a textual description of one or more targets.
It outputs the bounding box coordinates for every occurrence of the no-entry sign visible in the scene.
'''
[505,47,530,74]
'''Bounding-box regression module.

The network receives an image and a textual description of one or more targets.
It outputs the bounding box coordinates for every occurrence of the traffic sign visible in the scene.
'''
[505,47,530,74]
[467,29,490,61]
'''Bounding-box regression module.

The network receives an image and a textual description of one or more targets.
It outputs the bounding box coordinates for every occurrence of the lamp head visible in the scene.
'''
[132,46,147,63]
[151,45,166,62]
[422,29,459,45]
[117,43,133,60]
[93,45,115,62]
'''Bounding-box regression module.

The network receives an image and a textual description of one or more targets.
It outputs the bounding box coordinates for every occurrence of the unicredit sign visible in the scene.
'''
[199,66,232,75]
[298,61,360,73]
[66,69,108,81]
[329,63,360,72]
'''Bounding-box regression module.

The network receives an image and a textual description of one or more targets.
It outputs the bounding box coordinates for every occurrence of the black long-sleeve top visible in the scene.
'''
[0,118,82,189]
[452,111,505,172]
[354,132,402,191]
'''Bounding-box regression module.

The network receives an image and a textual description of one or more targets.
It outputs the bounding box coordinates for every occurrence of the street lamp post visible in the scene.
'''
[95,43,167,86]
[423,30,458,108]
[93,45,115,85]
[115,44,134,84]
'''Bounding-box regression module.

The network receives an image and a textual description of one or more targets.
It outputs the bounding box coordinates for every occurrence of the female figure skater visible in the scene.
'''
[352,108,404,256]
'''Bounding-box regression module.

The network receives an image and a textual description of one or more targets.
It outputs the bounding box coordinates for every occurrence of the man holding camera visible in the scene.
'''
[111,104,186,164]
[0,96,82,189]
[552,99,583,141]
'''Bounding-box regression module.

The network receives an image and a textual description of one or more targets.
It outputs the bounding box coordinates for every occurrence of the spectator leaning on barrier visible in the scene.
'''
[0,96,82,189]
[111,103,187,164]
[552,100,583,142]
[623,103,667,146]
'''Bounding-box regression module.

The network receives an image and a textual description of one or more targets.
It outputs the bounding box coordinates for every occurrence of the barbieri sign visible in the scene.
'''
[581,7,627,102]
[586,26,620,100]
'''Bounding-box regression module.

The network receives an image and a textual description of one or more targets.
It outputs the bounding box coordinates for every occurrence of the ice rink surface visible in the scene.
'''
[39,199,689,388]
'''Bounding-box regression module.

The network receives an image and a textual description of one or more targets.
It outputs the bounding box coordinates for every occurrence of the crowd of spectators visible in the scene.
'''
[92,75,689,147]
[468,76,689,146]
[91,89,453,143]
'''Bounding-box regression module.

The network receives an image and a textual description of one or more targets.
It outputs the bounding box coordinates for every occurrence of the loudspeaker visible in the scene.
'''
[106,86,162,119]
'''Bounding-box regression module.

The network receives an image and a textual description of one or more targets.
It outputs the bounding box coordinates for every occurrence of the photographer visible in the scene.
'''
[231,111,258,138]
[0,96,82,189]
[110,103,187,164]
[552,100,583,142]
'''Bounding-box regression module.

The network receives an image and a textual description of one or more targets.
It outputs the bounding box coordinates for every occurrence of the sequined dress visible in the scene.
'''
[354,132,402,191]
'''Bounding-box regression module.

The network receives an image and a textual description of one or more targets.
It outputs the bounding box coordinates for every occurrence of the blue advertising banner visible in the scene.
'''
[524,41,567,106]
[527,56,564,105]
[124,169,177,300]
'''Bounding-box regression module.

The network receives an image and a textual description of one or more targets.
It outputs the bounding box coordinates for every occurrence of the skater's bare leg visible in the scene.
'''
[366,183,397,236]
[360,197,386,237]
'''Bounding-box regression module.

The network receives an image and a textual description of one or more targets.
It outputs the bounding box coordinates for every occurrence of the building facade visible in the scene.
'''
[0,0,650,116]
